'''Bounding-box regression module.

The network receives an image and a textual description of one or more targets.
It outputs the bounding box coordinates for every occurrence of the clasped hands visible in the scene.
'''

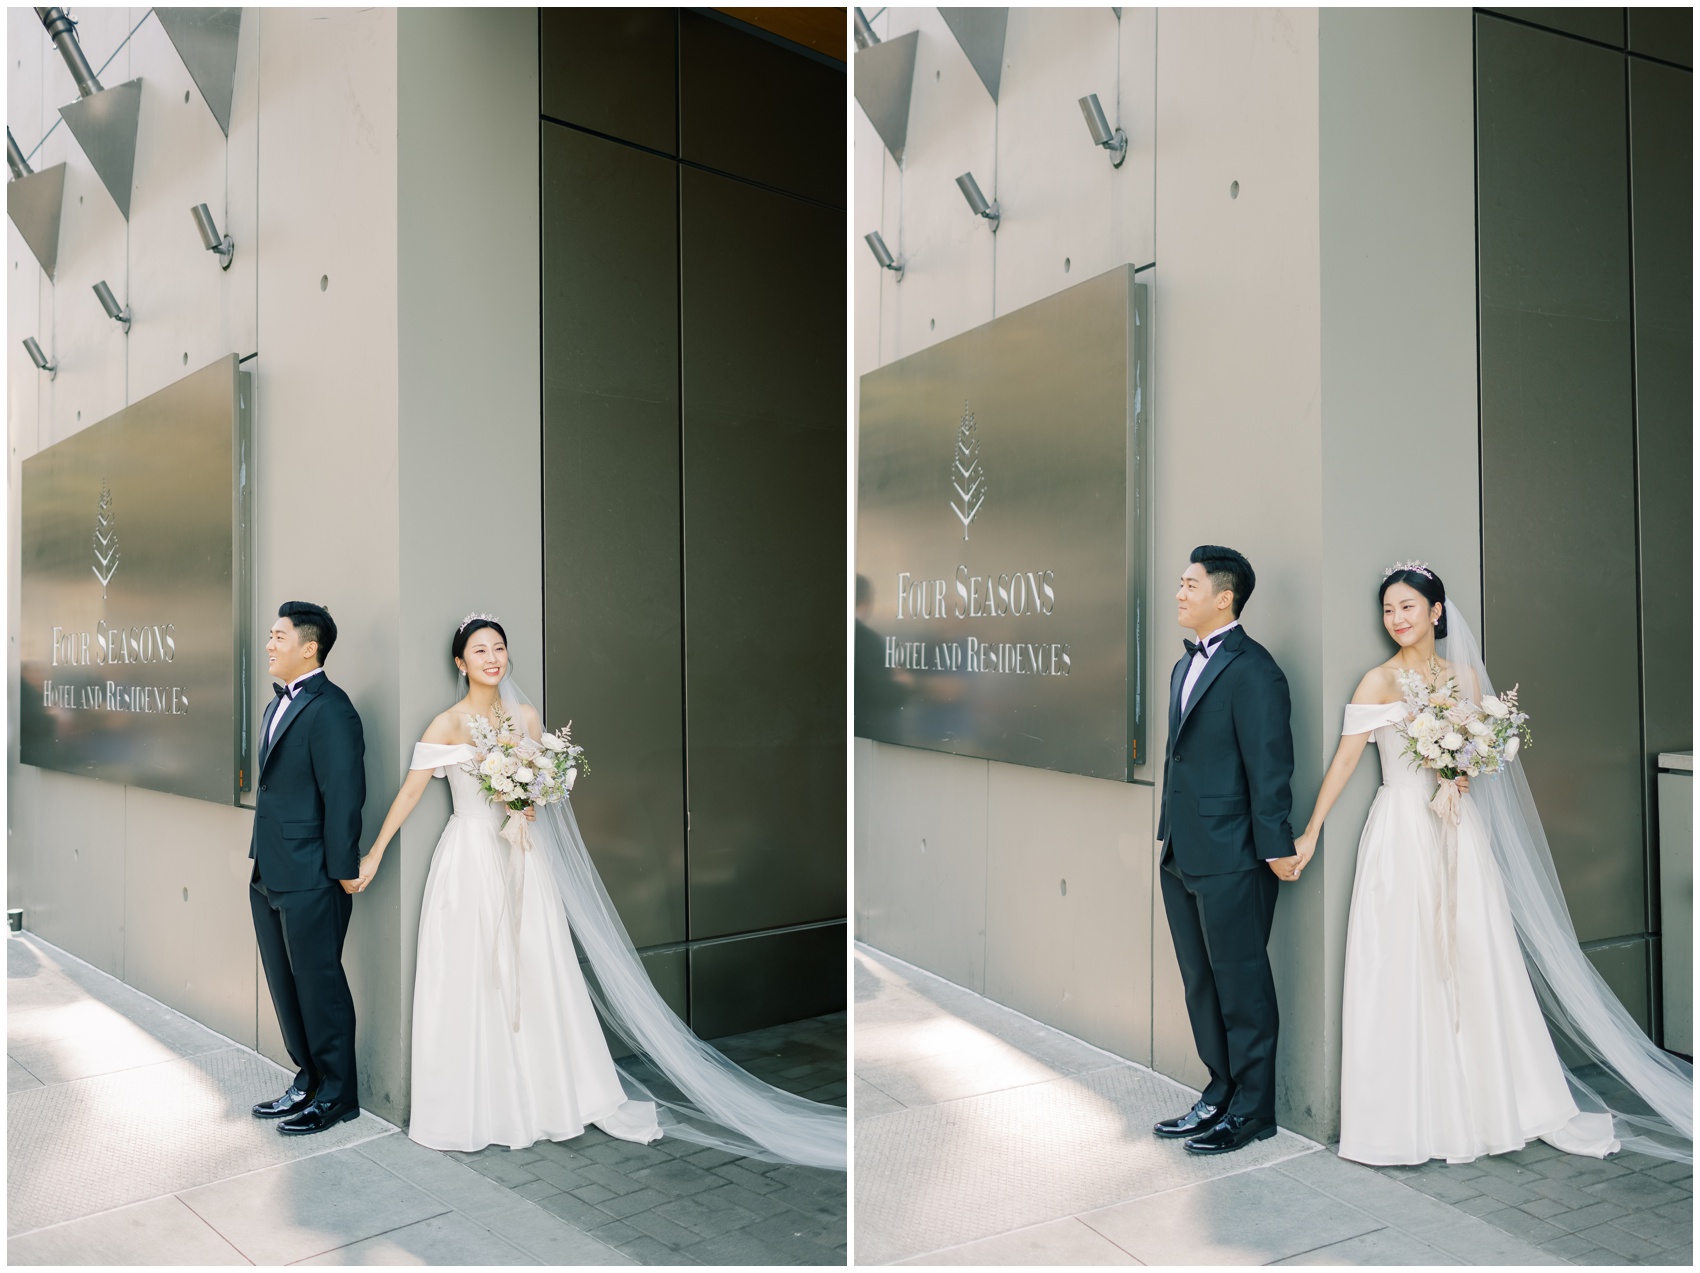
[1268,773,1469,882]
[340,804,537,894]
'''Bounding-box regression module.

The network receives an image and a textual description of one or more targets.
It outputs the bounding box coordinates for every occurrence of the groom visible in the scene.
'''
[1154,546,1297,1154]
[248,601,366,1135]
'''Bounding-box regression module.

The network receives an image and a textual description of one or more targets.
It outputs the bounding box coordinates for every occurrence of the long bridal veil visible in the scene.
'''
[496,676,846,1171]
[1444,602,1692,1163]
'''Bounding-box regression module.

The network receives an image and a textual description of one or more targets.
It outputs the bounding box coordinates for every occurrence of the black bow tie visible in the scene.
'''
[273,682,289,699]
[1184,633,1227,659]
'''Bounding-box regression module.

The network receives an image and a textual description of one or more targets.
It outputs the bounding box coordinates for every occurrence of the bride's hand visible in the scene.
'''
[1291,831,1319,878]
[349,852,382,893]
[523,805,537,823]
[1455,774,1471,795]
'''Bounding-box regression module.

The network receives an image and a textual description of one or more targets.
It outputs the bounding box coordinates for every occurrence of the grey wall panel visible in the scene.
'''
[680,11,844,207]
[542,122,687,950]
[1584,939,1654,1036]
[1628,7,1692,66]
[1476,15,1644,945]
[1629,59,1692,766]
[680,166,846,941]
[690,923,847,1039]
[1486,8,1626,47]
[540,8,677,154]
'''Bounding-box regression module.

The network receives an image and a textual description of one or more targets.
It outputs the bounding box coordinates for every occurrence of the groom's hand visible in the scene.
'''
[1267,855,1301,881]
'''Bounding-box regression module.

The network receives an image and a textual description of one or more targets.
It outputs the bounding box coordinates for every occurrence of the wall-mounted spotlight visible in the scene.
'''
[864,231,905,282]
[955,171,1000,232]
[192,203,234,269]
[23,336,57,379]
[1078,94,1128,168]
[93,280,131,333]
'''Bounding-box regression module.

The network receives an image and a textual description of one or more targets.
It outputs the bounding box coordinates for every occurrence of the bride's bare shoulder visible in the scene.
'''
[1353,664,1402,705]
[421,707,472,745]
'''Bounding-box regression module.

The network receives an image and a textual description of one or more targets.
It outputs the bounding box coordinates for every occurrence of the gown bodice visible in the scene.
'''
[409,743,501,822]
[1343,701,1434,792]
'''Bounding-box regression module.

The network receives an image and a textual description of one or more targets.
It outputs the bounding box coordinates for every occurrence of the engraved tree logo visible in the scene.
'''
[950,401,987,541]
[92,480,120,597]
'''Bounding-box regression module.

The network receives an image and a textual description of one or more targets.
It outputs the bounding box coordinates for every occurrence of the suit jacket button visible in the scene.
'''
[259,783,267,791]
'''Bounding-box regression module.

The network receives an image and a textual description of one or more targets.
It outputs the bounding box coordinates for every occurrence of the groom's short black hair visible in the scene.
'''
[1190,546,1255,618]
[278,601,337,664]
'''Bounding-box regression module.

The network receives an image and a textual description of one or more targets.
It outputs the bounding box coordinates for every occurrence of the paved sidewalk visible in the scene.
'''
[8,930,845,1265]
[446,1014,848,1265]
[855,942,1687,1266]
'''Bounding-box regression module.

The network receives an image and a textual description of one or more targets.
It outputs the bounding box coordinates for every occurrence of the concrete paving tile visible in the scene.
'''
[713,1162,786,1193]
[621,1207,702,1249]
[856,1041,1070,1109]
[715,1181,798,1218]
[1643,1160,1692,1186]
[653,1193,761,1239]
[691,1215,841,1265]
[1403,1170,1488,1204]
[538,1188,620,1231]
[1272,1227,1463,1265]
[531,1138,596,1169]
[178,1148,447,1265]
[684,1147,740,1169]
[1534,1155,1632,1185]
[510,1179,563,1204]
[295,1211,536,1265]
[7,1194,248,1265]
[1470,1172,1540,1206]
[482,1205,633,1266]
[1474,1203,1567,1246]
[1568,1248,1634,1266]
[626,1158,723,1198]
[7,1053,43,1091]
[592,1187,673,1220]
[1454,1195,1509,1218]
[1516,1195,1572,1220]
[584,1219,645,1247]
[1609,1150,1668,1173]
[527,1157,588,1191]
[460,1153,539,1188]
[1583,1173,1689,1210]
[1542,1230,1606,1260]
[1526,1176,1601,1208]
[1574,1221,1667,1260]
[578,1162,651,1196]
[897,1217,1141,1265]
[571,1183,618,1205]
[616,1234,702,1265]
[1612,1208,1691,1250]
[855,1076,906,1119]
[1271,1147,1553,1265]
[1651,1199,1692,1222]
[7,1007,199,1084]
[1536,1199,1631,1234]
[1080,1168,1380,1266]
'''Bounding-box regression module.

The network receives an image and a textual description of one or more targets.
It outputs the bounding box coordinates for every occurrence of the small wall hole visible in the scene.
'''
[184,90,191,103]
[1060,879,1068,896]
[930,318,935,330]
[182,352,189,364]
[320,275,329,292]
[182,887,189,901]
[1064,257,1071,273]
[1230,180,1240,199]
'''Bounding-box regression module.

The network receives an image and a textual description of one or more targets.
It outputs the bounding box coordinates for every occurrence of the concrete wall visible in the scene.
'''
[7,8,540,1127]
[855,7,1481,1140]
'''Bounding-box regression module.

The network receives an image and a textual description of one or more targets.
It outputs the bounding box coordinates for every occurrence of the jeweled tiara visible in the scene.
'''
[458,611,501,632]
[1383,560,1434,580]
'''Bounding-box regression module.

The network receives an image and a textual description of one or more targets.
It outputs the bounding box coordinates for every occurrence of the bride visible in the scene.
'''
[1290,564,1690,1166]
[350,614,845,1168]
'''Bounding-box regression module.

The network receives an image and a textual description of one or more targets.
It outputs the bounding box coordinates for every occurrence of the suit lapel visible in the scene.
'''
[1176,627,1246,738]
[258,694,281,770]
[1168,657,1187,741]
[261,675,327,773]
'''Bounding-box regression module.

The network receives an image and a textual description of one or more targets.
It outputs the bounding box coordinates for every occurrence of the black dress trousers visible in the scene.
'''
[250,875,357,1107]
[1160,844,1280,1120]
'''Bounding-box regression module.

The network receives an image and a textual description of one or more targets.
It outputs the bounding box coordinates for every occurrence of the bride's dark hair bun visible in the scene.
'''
[451,616,509,668]
[1379,567,1447,639]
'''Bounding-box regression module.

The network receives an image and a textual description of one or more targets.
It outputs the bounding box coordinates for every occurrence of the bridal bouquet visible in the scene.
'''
[1394,659,1532,783]
[464,706,588,839]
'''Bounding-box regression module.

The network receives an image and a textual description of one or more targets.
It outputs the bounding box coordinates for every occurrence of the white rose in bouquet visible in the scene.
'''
[513,766,535,785]
[480,754,506,777]
[1419,740,1443,759]
[1440,731,1465,752]
[1466,718,1491,737]
[1481,695,1509,719]
[1504,735,1520,762]
[540,732,566,752]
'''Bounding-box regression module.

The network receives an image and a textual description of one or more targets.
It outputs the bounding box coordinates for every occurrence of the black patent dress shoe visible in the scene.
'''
[278,1099,360,1136]
[252,1085,316,1120]
[1153,1098,1226,1139]
[1185,1113,1277,1154]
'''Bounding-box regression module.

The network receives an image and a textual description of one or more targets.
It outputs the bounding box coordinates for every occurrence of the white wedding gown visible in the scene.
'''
[1337,701,1620,1165]
[406,741,661,1152]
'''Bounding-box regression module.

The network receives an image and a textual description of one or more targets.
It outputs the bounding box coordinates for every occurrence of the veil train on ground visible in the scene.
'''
[499,676,847,1171]
[1442,603,1691,1163]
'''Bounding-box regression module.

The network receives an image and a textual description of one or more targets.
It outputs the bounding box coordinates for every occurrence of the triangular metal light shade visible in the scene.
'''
[941,8,1008,103]
[59,78,143,220]
[8,163,66,279]
[156,8,241,136]
[854,30,919,167]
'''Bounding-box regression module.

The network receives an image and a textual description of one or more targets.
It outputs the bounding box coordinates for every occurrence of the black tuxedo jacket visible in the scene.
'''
[1156,625,1296,876]
[249,673,366,892]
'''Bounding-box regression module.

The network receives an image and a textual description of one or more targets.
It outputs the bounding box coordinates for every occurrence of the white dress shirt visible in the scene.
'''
[267,666,324,748]
[1180,620,1240,712]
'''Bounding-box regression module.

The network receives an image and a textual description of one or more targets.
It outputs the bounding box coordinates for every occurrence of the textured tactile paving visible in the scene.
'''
[855,1062,1315,1264]
[8,1047,391,1236]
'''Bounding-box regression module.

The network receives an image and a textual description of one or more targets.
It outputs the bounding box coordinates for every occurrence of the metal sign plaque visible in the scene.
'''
[20,355,254,804]
[856,265,1148,780]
